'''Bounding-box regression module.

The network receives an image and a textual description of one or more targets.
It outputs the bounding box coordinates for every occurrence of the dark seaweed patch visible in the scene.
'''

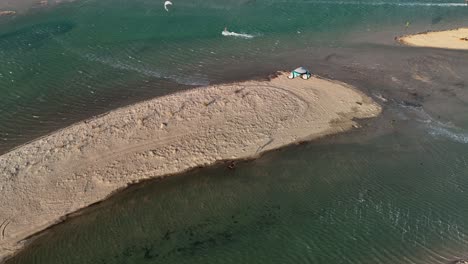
[402,100,422,108]
[431,16,442,25]
[454,82,465,88]
[142,245,158,260]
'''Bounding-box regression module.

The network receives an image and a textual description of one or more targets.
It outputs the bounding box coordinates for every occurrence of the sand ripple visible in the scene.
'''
[0,72,380,260]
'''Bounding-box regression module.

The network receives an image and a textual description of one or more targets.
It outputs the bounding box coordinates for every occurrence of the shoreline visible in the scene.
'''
[0,11,16,16]
[397,27,468,50]
[0,72,381,262]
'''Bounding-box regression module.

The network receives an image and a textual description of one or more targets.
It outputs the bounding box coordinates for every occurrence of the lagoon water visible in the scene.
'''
[1,0,467,152]
[6,129,468,264]
[1,0,468,263]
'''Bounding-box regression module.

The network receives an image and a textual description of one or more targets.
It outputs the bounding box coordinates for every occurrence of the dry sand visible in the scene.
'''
[0,11,16,16]
[0,72,381,261]
[0,0,74,13]
[398,28,468,50]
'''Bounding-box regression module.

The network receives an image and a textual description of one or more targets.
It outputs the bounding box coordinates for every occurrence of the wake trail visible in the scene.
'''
[399,103,468,144]
[222,30,255,39]
[427,125,468,144]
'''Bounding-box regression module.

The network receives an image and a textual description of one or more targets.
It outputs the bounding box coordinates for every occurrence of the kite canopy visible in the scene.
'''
[164,1,173,11]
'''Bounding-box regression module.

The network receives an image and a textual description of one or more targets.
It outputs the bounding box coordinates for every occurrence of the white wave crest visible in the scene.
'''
[397,102,468,144]
[428,125,468,144]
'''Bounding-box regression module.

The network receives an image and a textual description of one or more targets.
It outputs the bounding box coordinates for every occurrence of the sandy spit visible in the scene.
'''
[398,27,468,50]
[0,0,72,11]
[0,72,381,261]
[0,11,16,16]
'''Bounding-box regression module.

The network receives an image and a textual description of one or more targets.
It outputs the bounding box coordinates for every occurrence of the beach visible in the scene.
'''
[398,28,468,50]
[0,11,16,16]
[3,0,468,262]
[0,72,381,261]
[0,0,73,11]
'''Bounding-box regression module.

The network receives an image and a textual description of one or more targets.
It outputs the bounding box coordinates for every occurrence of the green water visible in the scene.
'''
[1,0,468,263]
[7,129,468,264]
[0,0,467,151]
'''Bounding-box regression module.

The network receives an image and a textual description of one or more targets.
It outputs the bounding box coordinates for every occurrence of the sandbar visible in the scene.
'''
[398,28,468,50]
[0,11,16,16]
[0,72,381,261]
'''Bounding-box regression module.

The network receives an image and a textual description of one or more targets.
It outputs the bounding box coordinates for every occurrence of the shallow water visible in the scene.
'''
[6,126,468,264]
[0,0,467,152]
[1,0,468,263]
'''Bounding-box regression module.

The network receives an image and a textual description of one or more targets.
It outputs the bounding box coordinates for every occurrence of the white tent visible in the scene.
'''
[288,67,311,80]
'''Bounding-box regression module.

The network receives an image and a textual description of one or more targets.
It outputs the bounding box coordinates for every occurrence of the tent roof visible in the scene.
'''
[293,67,309,74]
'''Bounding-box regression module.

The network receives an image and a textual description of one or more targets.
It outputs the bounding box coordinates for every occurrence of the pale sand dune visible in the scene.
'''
[0,11,16,16]
[0,73,381,260]
[398,28,468,50]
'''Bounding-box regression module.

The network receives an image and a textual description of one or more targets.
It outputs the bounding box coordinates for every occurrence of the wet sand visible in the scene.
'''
[0,72,381,261]
[398,28,468,50]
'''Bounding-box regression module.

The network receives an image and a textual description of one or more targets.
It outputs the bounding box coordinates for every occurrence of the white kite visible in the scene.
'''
[164,0,173,11]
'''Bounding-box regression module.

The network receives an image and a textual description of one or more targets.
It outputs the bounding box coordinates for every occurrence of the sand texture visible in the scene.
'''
[0,0,76,12]
[0,11,16,16]
[399,28,468,50]
[0,73,381,260]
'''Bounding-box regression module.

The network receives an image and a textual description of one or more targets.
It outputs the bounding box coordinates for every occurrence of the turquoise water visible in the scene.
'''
[2,0,468,263]
[6,127,468,264]
[0,0,467,151]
